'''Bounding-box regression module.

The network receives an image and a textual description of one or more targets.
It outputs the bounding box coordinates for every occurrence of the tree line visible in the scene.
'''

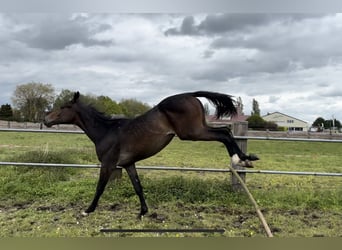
[246,99,341,131]
[312,117,342,131]
[0,82,151,122]
[2,83,341,131]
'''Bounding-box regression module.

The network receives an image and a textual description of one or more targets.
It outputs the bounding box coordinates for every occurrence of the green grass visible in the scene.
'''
[0,131,341,237]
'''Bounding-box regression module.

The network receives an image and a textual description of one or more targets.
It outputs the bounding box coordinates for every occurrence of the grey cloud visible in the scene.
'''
[190,51,293,83]
[165,13,323,36]
[165,14,339,74]
[197,14,272,34]
[319,88,342,97]
[165,16,198,36]
[191,67,229,82]
[268,96,279,103]
[11,14,113,50]
[1,13,342,124]
[208,14,342,73]
[165,14,270,36]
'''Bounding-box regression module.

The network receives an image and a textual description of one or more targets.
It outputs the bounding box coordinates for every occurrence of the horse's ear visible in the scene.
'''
[72,91,80,103]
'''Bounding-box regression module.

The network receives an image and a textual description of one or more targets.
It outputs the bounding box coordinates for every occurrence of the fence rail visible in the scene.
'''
[2,128,342,143]
[0,128,84,134]
[0,161,341,177]
[1,127,341,178]
[240,135,342,143]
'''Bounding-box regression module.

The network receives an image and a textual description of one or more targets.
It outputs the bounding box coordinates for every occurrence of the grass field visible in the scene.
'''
[0,131,341,237]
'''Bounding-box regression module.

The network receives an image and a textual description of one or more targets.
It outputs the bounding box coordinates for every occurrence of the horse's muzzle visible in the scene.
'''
[43,116,54,128]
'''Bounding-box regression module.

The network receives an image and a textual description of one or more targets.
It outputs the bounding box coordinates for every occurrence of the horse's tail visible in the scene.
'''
[192,91,237,119]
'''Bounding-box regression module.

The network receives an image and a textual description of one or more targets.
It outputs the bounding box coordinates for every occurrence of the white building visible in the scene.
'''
[262,112,309,132]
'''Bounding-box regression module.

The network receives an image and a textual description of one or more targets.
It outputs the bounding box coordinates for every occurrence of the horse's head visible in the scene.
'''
[44,92,80,127]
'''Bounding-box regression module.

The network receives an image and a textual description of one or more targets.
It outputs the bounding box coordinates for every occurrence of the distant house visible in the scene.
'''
[262,112,308,132]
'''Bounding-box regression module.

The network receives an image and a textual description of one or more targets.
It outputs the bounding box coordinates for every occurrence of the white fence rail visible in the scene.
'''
[0,128,341,177]
[2,128,342,143]
[0,162,341,177]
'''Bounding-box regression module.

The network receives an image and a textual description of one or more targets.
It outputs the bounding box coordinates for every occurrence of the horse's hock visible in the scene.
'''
[231,121,248,192]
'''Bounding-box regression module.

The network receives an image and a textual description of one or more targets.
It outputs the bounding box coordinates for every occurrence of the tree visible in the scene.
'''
[96,95,123,115]
[53,90,150,118]
[119,99,151,118]
[247,115,266,130]
[312,117,341,130]
[324,119,341,129]
[53,89,75,110]
[237,97,243,112]
[247,115,278,131]
[251,99,260,116]
[54,89,98,110]
[0,104,13,120]
[312,117,325,130]
[54,90,123,116]
[12,82,55,122]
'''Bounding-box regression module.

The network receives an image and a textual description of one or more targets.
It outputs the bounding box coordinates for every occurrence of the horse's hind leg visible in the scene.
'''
[177,126,258,166]
[207,127,258,165]
[125,164,148,219]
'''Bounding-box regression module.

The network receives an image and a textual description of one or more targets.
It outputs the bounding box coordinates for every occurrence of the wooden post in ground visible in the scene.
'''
[231,121,248,192]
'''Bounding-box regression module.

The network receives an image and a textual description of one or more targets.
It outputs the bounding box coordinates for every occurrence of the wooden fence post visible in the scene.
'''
[231,121,248,192]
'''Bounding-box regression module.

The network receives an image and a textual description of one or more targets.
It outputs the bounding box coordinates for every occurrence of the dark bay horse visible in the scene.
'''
[44,91,259,218]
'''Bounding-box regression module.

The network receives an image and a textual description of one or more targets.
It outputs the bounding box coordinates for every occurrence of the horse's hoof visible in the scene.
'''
[81,211,89,217]
[249,154,259,161]
[231,154,254,168]
[243,160,254,168]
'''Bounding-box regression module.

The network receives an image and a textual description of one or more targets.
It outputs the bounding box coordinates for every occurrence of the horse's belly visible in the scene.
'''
[118,134,174,166]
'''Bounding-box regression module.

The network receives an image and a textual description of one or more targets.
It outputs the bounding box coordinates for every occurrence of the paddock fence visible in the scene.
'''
[1,126,341,236]
[0,127,341,178]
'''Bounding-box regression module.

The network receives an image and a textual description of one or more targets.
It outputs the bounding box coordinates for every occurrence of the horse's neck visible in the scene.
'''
[75,113,109,144]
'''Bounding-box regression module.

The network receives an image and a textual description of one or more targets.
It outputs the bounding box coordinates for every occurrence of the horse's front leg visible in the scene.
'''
[125,164,148,219]
[82,161,115,216]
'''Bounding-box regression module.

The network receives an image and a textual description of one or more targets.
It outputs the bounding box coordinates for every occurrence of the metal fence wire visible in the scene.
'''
[0,128,341,177]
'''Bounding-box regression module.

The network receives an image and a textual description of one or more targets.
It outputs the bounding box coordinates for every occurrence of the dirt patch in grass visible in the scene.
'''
[1,201,341,237]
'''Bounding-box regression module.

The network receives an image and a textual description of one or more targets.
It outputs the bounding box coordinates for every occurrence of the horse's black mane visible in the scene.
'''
[78,102,129,127]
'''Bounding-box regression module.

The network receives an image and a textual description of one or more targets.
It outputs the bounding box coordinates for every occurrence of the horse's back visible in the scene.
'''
[157,92,204,115]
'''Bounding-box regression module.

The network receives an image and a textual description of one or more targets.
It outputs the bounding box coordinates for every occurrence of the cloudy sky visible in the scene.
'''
[1,13,342,124]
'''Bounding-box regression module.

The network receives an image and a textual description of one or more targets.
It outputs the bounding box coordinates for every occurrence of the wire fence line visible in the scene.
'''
[0,162,341,177]
[2,127,342,143]
[239,135,342,143]
[0,128,84,134]
[0,128,341,177]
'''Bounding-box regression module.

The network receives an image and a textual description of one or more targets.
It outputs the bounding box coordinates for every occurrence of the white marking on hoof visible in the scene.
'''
[231,154,241,165]
[231,154,254,168]
[81,211,89,217]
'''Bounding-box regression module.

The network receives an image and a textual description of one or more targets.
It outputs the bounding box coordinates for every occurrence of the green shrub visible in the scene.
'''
[7,149,78,182]
[0,149,82,204]
[142,175,249,206]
